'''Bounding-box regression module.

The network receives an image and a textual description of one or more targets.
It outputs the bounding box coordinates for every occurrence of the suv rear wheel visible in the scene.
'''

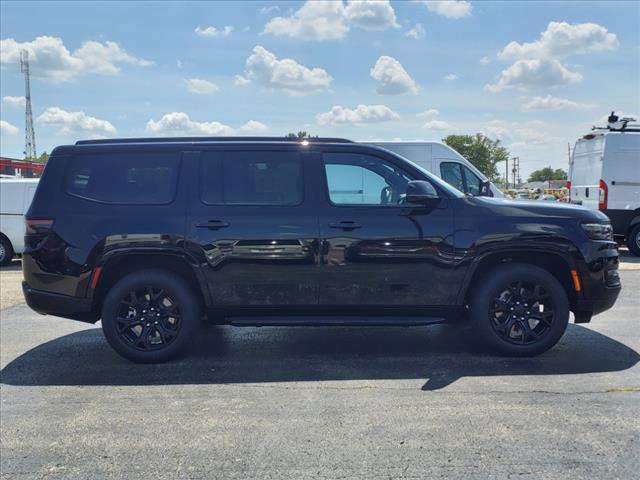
[101,270,200,363]
[470,263,569,356]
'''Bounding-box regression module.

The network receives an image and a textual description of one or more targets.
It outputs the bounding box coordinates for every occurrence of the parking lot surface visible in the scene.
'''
[1,258,639,479]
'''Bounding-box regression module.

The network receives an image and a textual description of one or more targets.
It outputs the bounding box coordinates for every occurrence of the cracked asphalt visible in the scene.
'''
[1,258,639,479]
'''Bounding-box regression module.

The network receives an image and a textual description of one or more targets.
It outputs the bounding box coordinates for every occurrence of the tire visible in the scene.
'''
[626,223,640,257]
[469,263,570,357]
[0,236,14,267]
[101,270,201,363]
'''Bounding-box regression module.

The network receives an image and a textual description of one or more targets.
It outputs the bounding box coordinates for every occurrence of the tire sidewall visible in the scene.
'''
[0,237,14,267]
[627,224,640,257]
[470,263,570,357]
[101,270,200,363]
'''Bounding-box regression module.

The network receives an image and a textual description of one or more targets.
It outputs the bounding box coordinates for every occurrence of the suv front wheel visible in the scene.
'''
[101,270,201,363]
[470,263,570,357]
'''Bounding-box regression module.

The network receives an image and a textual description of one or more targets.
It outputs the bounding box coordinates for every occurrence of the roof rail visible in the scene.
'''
[75,136,354,145]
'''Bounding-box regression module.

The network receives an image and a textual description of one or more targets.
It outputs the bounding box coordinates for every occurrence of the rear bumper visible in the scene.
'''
[22,282,97,323]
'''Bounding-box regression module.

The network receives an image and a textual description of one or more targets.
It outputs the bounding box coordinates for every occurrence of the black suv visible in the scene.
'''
[23,138,621,362]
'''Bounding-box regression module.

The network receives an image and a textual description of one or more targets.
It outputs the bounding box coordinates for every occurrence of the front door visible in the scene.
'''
[317,150,456,307]
[186,148,320,307]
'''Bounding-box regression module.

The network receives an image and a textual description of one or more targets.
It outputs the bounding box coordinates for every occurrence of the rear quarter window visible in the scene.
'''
[65,152,180,204]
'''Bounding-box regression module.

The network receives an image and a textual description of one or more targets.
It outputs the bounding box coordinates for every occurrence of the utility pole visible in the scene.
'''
[505,157,509,190]
[511,156,519,189]
[20,50,37,161]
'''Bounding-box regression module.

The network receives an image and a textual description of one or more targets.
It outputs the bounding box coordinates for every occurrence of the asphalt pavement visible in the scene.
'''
[1,263,638,479]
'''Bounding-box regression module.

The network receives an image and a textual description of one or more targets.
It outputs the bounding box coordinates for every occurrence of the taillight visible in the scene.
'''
[25,218,54,234]
[598,179,608,210]
[565,181,571,201]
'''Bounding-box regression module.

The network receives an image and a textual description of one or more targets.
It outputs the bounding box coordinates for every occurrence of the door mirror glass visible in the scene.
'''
[405,180,439,205]
[479,180,493,197]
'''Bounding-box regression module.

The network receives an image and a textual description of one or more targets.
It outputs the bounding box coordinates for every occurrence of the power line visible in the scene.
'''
[20,50,37,161]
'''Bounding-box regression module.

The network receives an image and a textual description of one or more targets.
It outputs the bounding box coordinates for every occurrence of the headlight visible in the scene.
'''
[581,222,613,240]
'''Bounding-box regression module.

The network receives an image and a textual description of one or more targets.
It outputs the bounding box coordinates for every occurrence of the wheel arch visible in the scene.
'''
[458,249,579,312]
[91,251,208,317]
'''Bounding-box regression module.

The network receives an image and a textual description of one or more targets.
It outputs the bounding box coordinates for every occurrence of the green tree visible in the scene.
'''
[286,131,312,139]
[442,134,509,182]
[528,167,567,182]
[34,152,49,164]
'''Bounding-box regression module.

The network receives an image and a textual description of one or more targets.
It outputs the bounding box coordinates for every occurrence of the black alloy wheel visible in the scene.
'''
[101,270,200,363]
[470,263,570,356]
[115,287,182,351]
[488,280,554,346]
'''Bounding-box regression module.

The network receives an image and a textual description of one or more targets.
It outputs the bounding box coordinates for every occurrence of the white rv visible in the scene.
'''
[0,178,39,266]
[568,113,640,255]
[366,141,503,198]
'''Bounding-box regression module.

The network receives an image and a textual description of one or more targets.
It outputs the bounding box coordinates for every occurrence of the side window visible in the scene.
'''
[65,152,180,204]
[440,162,465,193]
[463,166,482,196]
[323,153,413,206]
[201,151,303,205]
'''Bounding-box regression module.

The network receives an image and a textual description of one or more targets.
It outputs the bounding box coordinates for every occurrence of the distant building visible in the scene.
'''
[0,157,45,178]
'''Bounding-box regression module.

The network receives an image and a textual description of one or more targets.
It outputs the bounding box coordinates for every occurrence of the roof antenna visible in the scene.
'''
[607,111,619,124]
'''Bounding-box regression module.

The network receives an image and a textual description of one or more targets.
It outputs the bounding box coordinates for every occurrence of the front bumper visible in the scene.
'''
[22,282,97,323]
[573,253,621,321]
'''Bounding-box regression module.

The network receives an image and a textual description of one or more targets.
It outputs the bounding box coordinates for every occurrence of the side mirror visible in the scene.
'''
[479,180,493,197]
[406,180,440,205]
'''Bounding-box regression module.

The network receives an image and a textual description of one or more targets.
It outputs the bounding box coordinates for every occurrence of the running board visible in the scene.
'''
[228,316,446,327]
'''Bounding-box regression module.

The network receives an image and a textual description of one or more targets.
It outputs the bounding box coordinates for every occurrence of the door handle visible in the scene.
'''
[328,221,362,230]
[196,220,230,229]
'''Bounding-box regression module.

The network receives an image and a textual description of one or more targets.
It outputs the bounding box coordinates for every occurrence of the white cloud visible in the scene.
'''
[234,74,251,86]
[489,22,618,94]
[344,0,398,31]
[370,56,418,95]
[404,24,425,40]
[419,1,472,19]
[239,120,268,133]
[194,26,234,37]
[498,21,618,61]
[317,104,400,125]
[0,120,19,136]
[244,45,332,96]
[260,5,280,15]
[417,108,439,117]
[185,78,219,94]
[444,73,458,80]
[0,36,153,82]
[36,107,116,135]
[485,58,582,92]
[480,56,491,65]
[482,120,551,147]
[422,119,454,130]
[522,95,594,112]
[2,95,26,108]
[146,112,267,136]
[262,0,398,41]
[263,1,348,40]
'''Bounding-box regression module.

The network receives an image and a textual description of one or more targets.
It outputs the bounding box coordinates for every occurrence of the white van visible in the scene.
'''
[568,114,640,255]
[366,142,503,198]
[0,178,39,266]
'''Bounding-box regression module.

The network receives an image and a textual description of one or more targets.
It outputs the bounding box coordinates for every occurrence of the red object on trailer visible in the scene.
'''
[0,157,46,177]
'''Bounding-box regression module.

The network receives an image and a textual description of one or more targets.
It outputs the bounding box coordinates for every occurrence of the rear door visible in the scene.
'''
[570,135,605,209]
[186,147,320,307]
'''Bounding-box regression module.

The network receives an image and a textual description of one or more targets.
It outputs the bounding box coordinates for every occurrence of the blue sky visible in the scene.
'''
[1,0,638,177]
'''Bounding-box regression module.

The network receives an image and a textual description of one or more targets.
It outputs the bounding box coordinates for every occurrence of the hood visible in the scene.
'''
[469,196,610,223]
